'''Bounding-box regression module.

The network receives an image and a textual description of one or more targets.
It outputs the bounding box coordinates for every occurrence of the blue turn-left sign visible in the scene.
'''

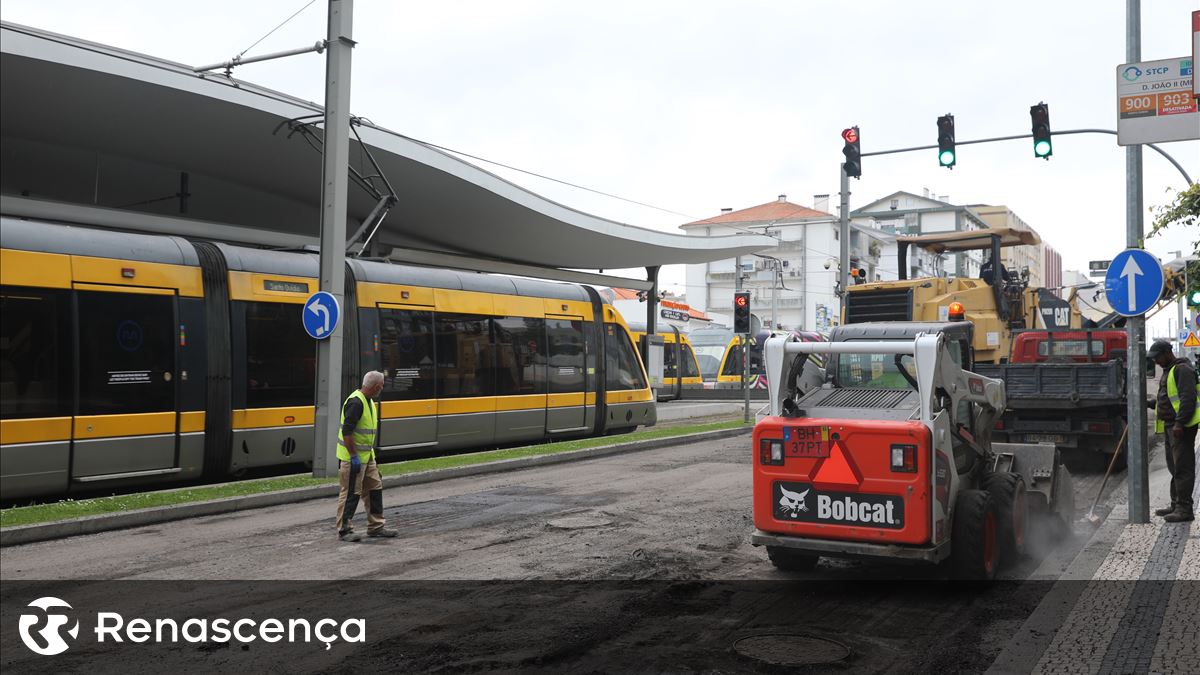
[302,291,340,339]
[1103,249,1164,317]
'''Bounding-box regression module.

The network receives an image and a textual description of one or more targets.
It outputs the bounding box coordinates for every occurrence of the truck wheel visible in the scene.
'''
[767,546,819,572]
[983,472,1027,565]
[949,490,1000,581]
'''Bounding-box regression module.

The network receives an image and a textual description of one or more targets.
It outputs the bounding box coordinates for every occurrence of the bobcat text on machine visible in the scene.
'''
[749,322,1074,579]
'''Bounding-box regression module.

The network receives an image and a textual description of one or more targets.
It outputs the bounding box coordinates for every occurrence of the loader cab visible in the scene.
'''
[827,322,980,474]
[826,321,974,389]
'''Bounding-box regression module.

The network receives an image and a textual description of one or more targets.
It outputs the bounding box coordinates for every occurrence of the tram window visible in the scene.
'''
[378,309,435,400]
[662,340,679,379]
[680,345,701,379]
[78,291,175,415]
[436,314,494,398]
[244,302,315,408]
[547,319,585,394]
[749,343,766,375]
[493,317,547,395]
[0,287,71,419]
[605,324,647,391]
[722,343,743,377]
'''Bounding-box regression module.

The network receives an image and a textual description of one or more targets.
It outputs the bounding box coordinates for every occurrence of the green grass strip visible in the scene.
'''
[0,419,748,529]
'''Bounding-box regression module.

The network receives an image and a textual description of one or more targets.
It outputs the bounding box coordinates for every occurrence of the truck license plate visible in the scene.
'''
[1023,433,1065,444]
[783,426,832,458]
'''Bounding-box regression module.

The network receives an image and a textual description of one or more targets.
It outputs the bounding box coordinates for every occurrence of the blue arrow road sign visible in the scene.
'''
[1103,249,1164,317]
[302,291,340,339]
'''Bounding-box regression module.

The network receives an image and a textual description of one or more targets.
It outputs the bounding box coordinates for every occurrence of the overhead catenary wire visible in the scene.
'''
[236,0,320,60]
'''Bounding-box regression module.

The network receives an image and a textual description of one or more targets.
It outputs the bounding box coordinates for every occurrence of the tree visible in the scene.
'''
[1148,182,1199,244]
[1148,182,1199,284]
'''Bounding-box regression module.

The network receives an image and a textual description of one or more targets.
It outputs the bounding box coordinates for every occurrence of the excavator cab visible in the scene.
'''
[845,226,1083,363]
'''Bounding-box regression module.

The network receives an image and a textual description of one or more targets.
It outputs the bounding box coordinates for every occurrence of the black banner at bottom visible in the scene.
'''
[0,580,1194,674]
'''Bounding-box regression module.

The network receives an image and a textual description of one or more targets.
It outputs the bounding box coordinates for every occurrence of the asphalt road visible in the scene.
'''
[0,435,1129,673]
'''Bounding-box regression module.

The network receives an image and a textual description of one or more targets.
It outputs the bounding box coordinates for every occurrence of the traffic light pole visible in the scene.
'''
[736,257,748,422]
[838,167,851,305]
[858,129,1192,185]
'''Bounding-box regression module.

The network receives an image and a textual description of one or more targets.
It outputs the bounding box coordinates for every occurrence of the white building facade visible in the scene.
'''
[852,191,990,281]
[681,195,886,332]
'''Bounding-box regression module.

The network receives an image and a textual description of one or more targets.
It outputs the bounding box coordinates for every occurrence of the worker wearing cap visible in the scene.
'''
[1147,340,1198,523]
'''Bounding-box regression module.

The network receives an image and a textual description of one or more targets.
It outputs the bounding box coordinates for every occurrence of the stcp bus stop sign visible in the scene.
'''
[302,291,340,339]
[1103,249,1164,317]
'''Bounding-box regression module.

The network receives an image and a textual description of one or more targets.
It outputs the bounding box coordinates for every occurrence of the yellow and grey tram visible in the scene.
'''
[0,218,655,499]
[627,324,703,401]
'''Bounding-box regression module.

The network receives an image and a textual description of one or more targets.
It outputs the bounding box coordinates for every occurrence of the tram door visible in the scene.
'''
[546,316,588,432]
[72,288,180,482]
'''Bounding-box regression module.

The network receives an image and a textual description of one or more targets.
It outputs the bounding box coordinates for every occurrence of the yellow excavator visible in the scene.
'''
[842,227,1185,363]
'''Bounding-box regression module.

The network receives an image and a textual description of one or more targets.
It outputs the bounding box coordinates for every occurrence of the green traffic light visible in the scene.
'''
[939,150,956,166]
[1034,140,1052,157]
[1190,290,1200,305]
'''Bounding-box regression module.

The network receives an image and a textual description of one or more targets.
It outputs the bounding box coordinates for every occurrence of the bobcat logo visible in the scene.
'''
[778,486,810,518]
[18,597,79,656]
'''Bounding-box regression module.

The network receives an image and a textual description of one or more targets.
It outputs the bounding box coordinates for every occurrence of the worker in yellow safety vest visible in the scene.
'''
[335,371,399,542]
[1147,340,1198,523]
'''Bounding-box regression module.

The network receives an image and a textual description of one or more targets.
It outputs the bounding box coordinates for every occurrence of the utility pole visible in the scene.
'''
[1124,0,1149,524]
[313,0,354,478]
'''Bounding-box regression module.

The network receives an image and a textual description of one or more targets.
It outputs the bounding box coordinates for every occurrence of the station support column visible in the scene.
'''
[313,0,354,478]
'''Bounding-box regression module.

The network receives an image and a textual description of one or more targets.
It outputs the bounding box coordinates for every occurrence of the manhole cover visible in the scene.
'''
[547,516,612,529]
[733,634,850,666]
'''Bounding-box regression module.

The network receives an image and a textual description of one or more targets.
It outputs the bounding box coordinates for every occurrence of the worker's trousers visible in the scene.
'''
[335,458,386,535]
[1163,425,1197,514]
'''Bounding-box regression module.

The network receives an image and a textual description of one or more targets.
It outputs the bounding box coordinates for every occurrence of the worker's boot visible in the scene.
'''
[367,527,398,538]
[1163,509,1194,523]
[1154,505,1177,517]
[339,531,363,542]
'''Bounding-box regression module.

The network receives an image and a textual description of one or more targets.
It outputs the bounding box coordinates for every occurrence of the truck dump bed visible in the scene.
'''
[974,360,1125,408]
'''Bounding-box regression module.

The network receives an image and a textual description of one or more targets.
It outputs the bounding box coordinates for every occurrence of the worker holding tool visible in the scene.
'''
[335,371,399,541]
[1147,340,1198,523]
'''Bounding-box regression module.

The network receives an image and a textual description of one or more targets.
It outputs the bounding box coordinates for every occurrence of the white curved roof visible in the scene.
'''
[0,21,773,269]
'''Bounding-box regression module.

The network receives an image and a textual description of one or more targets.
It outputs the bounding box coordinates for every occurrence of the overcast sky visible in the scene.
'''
[4,1,1198,336]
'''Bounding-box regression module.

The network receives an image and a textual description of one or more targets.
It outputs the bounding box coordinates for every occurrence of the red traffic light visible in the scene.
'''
[734,295,748,307]
[841,127,858,143]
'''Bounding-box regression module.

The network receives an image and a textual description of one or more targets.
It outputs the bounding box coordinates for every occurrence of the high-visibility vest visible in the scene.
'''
[1166,365,1200,428]
[336,390,377,462]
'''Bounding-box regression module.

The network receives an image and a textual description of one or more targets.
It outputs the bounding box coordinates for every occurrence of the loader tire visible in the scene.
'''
[983,471,1028,565]
[767,546,819,572]
[949,489,1000,581]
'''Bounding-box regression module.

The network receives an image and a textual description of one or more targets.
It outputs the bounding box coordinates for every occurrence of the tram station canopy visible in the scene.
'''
[0,22,773,273]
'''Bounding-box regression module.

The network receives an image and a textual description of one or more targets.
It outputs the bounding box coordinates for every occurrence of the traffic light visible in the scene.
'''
[936,114,956,168]
[733,291,751,333]
[1030,102,1052,159]
[1188,289,1200,308]
[842,126,862,179]
[849,267,867,284]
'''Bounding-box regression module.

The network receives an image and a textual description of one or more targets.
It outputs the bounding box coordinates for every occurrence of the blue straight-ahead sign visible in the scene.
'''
[1103,249,1164,317]
[302,291,340,339]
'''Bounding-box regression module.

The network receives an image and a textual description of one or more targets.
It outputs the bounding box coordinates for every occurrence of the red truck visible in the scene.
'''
[975,330,1128,469]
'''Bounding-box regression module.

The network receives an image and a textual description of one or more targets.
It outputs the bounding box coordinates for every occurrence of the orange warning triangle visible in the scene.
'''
[1185,332,1200,348]
[812,441,863,487]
